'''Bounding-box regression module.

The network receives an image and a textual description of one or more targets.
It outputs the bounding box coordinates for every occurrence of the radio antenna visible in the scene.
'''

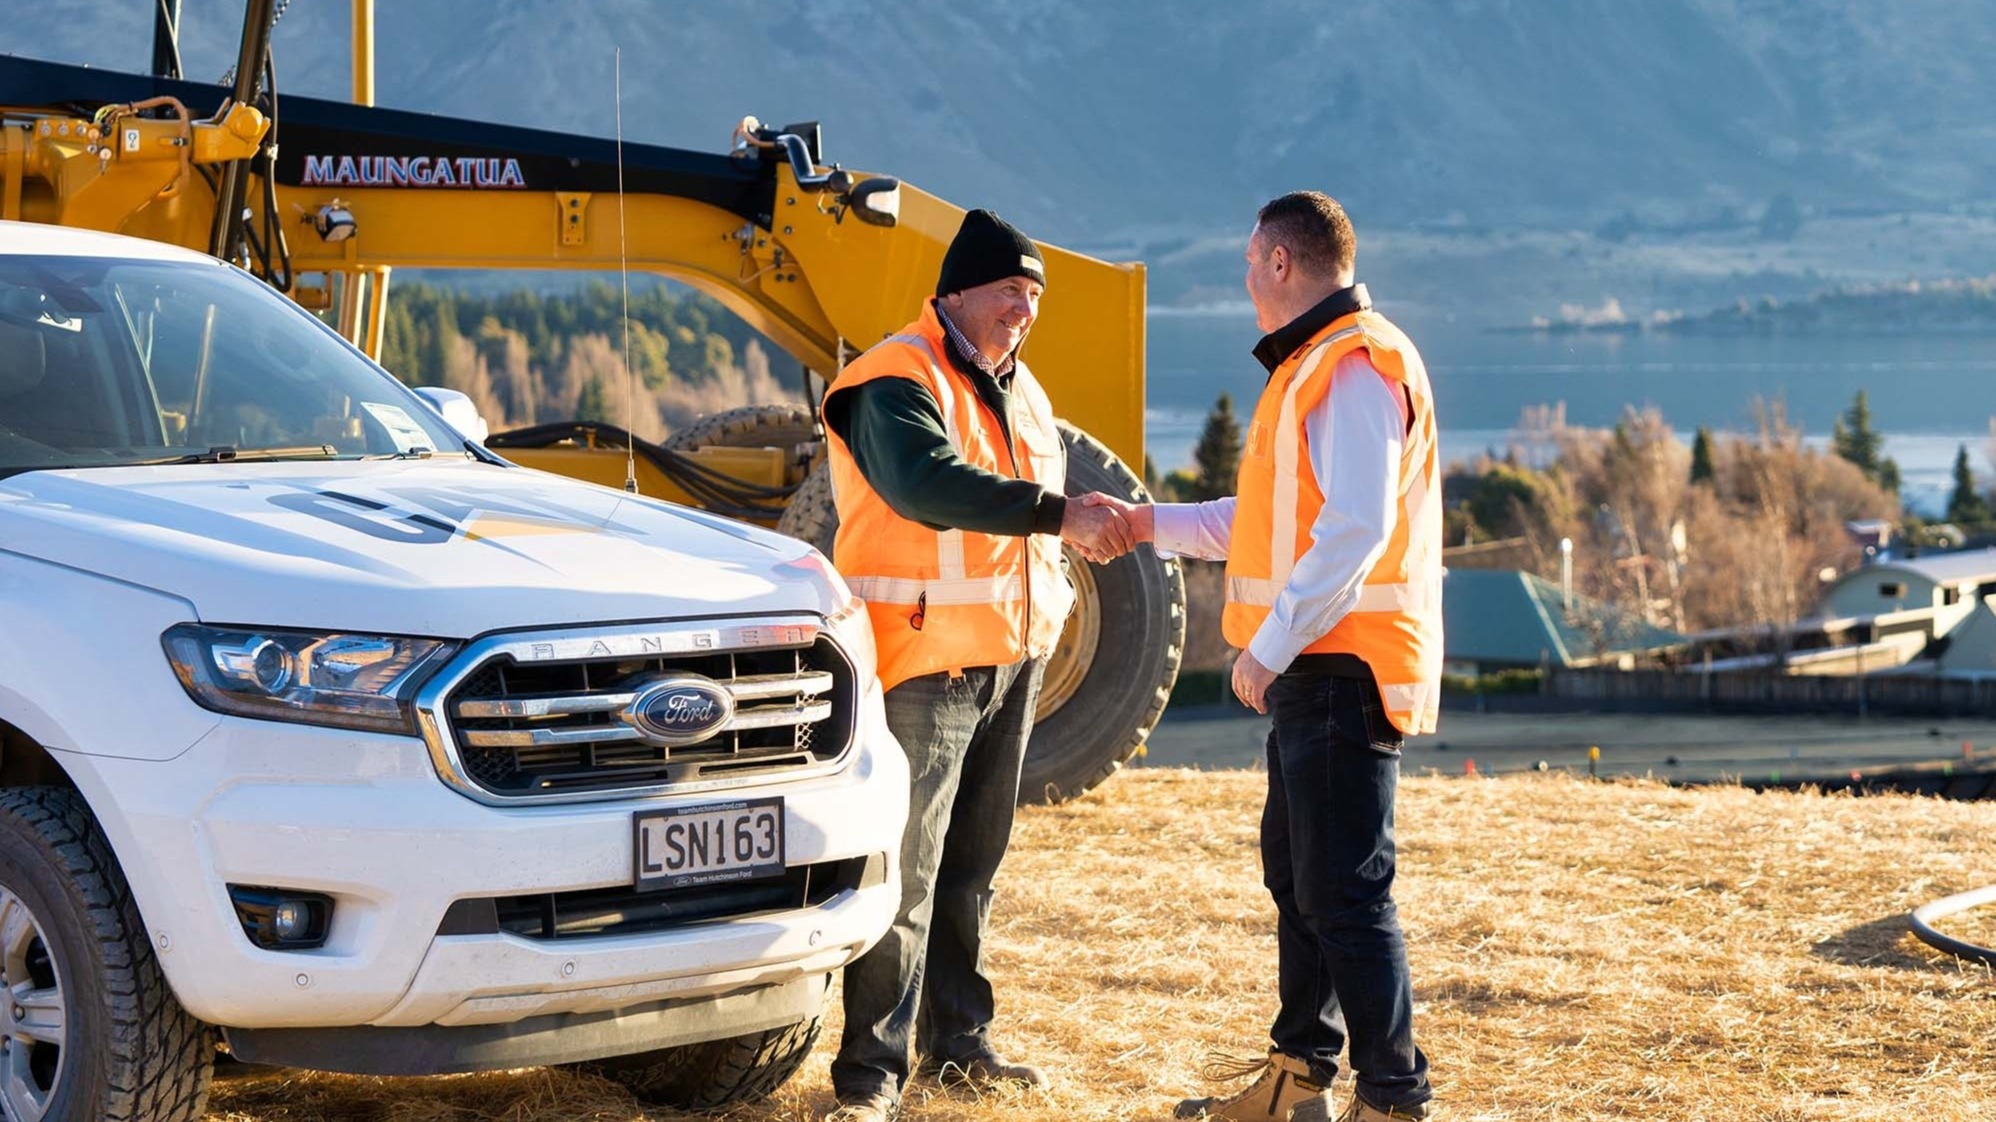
[616,47,638,494]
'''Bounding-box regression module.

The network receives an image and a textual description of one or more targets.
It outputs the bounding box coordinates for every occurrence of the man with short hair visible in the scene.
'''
[819,209,1132,1122]
[1092,191,1441,1121]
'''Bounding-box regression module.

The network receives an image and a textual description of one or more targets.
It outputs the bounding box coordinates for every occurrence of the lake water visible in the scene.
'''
[1143,308,1996,517]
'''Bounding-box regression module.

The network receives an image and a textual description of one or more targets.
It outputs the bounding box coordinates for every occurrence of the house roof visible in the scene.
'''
[1443,569,1688,667]
[1938,597,1996,676]
[1852,549,1996,588]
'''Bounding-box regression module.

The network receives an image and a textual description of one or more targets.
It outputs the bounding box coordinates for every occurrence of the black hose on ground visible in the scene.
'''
[1909,885,1996,966]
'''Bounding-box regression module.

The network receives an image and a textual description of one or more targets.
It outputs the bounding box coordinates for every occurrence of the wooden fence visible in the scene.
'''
[1544,667,1996,718]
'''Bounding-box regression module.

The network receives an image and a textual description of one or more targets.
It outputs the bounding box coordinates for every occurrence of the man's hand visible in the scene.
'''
[1061,496,1133,563]
[1231,651,1278,714]
[1080,492,1154,543]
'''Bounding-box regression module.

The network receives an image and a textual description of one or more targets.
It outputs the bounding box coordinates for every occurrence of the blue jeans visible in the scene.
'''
[831,659,1043,1103]
[1263,670,1432,1110]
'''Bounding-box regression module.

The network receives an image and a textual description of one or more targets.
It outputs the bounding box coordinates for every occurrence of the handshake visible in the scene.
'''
[1058,493,1155,564]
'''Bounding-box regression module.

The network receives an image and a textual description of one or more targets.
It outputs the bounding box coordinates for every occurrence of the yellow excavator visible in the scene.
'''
[0,0,1183,802]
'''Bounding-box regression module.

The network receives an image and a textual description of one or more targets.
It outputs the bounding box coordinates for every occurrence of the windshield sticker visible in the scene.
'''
[361,403,433,454]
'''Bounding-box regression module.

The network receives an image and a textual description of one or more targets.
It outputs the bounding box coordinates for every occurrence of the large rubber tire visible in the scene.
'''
[663,403,821,486]
[775,425,1185,805]
[775,463,838,554]
[0,788,213,1122]
[1023,425,1184,803]
[570,1014,821,1110]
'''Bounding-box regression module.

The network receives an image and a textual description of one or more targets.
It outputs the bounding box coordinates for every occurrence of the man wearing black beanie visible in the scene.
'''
[816,211,1131,1122]
[935,208,1049,299]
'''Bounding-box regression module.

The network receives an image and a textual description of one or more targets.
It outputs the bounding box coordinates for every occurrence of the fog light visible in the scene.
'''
[229,886,332,950]
[272,900,311,940]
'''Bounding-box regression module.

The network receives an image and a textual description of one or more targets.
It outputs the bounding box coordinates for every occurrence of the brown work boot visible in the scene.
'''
[821,1092,898,1122]
[1290,1091,1431,1121]
[920,1050,1049,1089]
[1174,1049,1329,1119]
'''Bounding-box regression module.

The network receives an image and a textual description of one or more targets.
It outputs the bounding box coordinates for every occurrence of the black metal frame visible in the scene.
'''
[0,56,780,229]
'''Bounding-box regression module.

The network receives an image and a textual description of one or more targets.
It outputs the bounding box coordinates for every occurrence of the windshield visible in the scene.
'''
[0,254,462,477]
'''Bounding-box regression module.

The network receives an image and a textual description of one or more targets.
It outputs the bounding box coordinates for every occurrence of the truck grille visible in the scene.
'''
[428,624,857,801]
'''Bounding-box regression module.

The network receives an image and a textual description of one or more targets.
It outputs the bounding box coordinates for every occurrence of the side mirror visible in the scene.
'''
[411,386,490,445]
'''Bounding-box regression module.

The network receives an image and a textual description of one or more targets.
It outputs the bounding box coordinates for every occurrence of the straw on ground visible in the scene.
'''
[205,769,1996,1121]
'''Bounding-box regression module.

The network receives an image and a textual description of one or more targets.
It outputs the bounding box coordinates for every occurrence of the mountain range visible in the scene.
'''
[15,0,1996,247]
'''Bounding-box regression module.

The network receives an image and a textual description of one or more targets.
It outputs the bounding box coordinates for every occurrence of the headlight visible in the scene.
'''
[825,594,877,681]
[779,548,877,679]
[162,624,457,734]
[780,546,854,611]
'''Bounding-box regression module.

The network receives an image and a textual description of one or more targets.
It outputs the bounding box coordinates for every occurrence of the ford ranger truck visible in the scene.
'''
[0,221,906,1122]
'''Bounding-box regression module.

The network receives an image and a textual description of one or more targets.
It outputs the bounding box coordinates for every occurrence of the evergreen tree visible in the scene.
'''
[575,376,609,424]
[1189,393,1244,501]
[1878,456,1903,500]
[1689,426,1717,485]
[1948,444,1991,523]
[1831,390,1882,480]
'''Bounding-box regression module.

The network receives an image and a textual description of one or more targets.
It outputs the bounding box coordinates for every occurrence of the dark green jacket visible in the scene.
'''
[822,302,1066,536]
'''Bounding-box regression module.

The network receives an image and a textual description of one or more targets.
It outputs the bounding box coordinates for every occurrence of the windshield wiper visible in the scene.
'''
[361,446,435,460]
[123,444,342,466]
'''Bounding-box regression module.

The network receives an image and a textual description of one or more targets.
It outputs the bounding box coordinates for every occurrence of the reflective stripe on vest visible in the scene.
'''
[1381,681,1440,720]
[882,332,955,440]
[1269,326,1365,591]
[1226,576,1433,613]
[846,574,1023,606]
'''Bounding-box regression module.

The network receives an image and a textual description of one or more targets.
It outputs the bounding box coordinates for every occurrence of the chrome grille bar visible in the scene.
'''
[724,700,834,731]
[453,671,831,719]
[457,693,636,719]
[457,700,835,748]
[728,671,834,700]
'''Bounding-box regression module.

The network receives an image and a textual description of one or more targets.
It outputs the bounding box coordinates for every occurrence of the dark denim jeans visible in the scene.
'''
[831,658,1043,1104]
[1263,670,1432,1110]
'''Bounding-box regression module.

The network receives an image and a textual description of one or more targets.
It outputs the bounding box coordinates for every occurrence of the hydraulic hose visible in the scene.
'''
[1909,885,1996,966]
[486,422,799,521]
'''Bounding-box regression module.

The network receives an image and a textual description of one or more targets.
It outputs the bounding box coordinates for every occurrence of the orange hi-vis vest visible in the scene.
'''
[823,302,1074,692]
[1222,308,1444,734]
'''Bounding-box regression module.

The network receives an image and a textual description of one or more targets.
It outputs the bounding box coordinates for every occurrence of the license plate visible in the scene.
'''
[633,797,785,891]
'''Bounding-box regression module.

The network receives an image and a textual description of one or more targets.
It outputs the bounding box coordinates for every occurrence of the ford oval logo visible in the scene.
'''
[624,675,735,746]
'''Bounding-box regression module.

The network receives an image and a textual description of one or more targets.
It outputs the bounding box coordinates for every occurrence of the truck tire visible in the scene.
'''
[0,788,212,1122]
[774,464,838,555]
[774,424,1185,804]
[663,403,821,485]
[571,1014,821,1110]
[1023,424,1184,803]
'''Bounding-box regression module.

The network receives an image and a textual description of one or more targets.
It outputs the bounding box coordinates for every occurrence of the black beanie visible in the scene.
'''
[936,209,1047,297]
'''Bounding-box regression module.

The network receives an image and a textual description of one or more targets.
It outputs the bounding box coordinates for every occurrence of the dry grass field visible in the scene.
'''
[203,770,1996,1121]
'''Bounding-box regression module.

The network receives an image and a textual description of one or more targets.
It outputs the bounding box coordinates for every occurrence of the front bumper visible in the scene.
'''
[58,680,907,1032]
[223,972,829,1076]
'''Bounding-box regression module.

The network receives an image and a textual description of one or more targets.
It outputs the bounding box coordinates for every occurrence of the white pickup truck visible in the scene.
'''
[0,222,907,1122]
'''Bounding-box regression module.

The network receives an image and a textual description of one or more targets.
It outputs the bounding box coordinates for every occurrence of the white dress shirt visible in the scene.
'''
[1154,350,1409,673]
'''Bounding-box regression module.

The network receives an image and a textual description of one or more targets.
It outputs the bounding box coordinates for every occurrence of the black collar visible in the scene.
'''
[1252,283,1372,374]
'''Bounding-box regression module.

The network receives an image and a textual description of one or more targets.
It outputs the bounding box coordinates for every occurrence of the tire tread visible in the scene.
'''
[574,1016,821,1110]
[0,788,211,1122]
